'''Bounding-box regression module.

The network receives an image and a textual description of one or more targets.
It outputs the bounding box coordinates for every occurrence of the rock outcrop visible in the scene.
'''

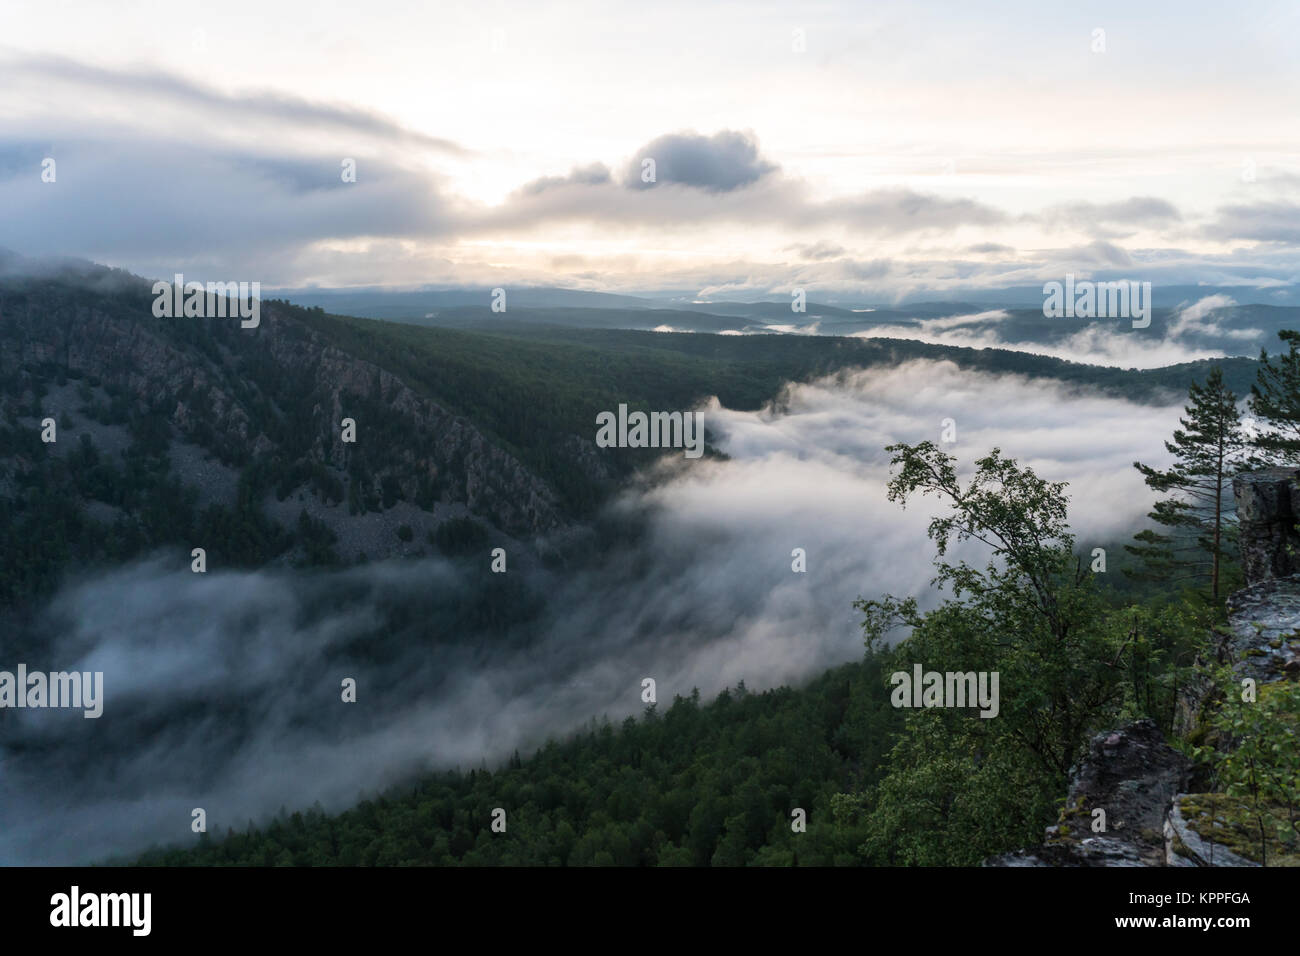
[1234,467,1300,582]
[1164,797,1261,867]
[1222,469,1300,683]
[989,467,1300,867]
[1223,578,1300,685]
[985,719,1188,866]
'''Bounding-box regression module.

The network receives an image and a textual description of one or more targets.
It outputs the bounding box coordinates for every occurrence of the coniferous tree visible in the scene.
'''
[1248,329,1300,463]
[1129,367,1244,602]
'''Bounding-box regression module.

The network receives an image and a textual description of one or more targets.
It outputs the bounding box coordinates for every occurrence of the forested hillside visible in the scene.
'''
[133,657,901,866]
[0,263,1258,610]
[129,325,1300,867]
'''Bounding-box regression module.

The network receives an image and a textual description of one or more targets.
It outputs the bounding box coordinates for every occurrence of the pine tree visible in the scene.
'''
[1128,367,1244,602]
[1248,329,1300,462]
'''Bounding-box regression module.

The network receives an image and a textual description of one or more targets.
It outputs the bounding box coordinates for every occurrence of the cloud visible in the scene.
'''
[0,51,1294,295]
[791,240,847,261]
[485,173,1005,241]
[1172,294,1236,328]
[922,308,1012,331]
[0,361,1182,863]
[515,163,613,196]
[1055,240,1136,269]
[851,308,1232,369]
[0,53,468,156]
[484,128,1004,241]
[623,130,778,192]
[1167,294,1260,340]
[0,108,1003,284]
[826,189,1005,232]
[1047,323,1231,367]
[1205,201,1300,244]
[0,139,466,270]
[1038,197,1182,238]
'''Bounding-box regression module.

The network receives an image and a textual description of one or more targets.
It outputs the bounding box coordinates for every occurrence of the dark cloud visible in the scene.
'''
[485,172,1005,239]
[515,163,612,196]
[623,130,778,192]
[791,240,847,260]
[826,189,1005,232]
[1055,240,1136,269]
[831,257,893,280]
[3,53,468,155]
[0,110,1001,280]
[1205,201,1300,244]
[1037,196,1183,238]
[0,138,464,269]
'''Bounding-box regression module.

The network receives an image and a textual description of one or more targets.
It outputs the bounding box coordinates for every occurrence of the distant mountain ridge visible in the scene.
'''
[272,283,1295,359]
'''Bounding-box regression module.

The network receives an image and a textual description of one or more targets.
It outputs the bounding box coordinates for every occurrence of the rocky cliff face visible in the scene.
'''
[985,719,1189,866]
[1223,468,1300,686]
[1234,467,1300,583]
[988,468,1300,867]
[0,270,585,565]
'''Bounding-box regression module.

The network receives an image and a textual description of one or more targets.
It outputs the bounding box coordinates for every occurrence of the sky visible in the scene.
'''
[0,0,1297,299]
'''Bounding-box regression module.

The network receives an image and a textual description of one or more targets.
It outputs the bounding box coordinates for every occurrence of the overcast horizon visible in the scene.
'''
[2,0,1298,302]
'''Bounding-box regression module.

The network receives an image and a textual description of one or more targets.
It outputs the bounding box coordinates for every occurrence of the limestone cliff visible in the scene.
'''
[988,468,1300,867]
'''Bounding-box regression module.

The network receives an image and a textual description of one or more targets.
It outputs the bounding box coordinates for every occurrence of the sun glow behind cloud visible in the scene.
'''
[0,0,1298,294]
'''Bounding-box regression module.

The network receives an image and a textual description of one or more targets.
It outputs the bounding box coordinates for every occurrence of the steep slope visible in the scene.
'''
[0,266,585,606]
[988,468,1300,867]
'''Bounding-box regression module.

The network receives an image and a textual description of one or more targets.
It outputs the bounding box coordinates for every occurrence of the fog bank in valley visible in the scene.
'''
[0,360,1184,864]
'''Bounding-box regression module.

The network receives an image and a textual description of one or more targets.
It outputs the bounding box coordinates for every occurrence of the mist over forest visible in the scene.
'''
[0,352,1184,864]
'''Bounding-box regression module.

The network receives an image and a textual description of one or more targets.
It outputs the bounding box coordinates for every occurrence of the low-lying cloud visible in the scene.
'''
[0,361,1182,864]
[848,298,1251,369]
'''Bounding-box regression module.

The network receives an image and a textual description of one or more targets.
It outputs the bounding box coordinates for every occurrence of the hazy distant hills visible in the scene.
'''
[7,253,1277,357]
[897,282,1300,309]
[271,279,1300,314]
[271,283,1298,359]
[268,286,659,320]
